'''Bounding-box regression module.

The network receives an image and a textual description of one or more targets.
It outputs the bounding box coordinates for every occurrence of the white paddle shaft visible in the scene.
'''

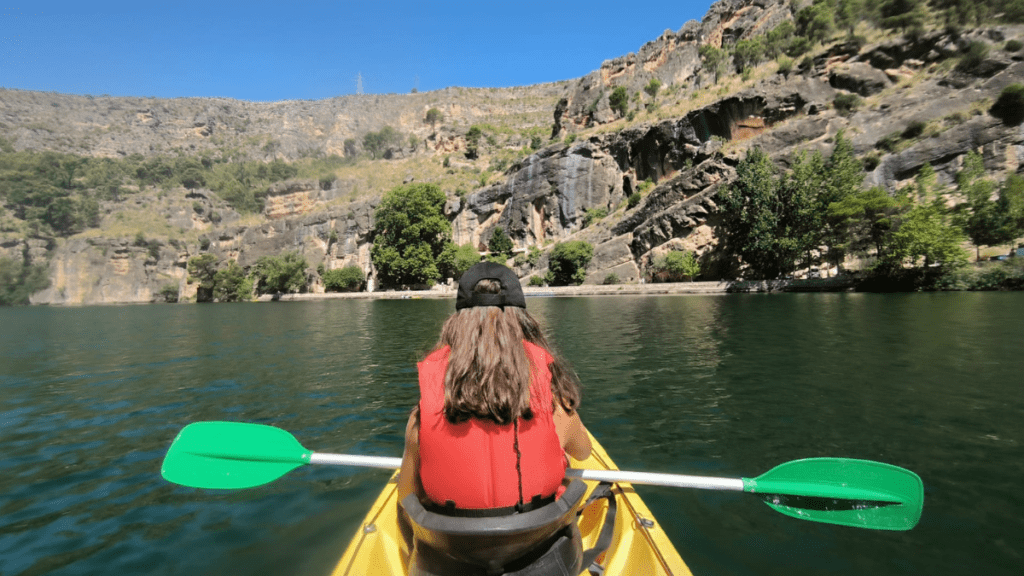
[307,452,745,491]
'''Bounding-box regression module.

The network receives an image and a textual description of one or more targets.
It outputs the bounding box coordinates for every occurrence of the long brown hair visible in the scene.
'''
[434,279,582,425]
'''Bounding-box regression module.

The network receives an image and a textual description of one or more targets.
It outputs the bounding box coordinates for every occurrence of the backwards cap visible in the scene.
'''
[456,262,526,310]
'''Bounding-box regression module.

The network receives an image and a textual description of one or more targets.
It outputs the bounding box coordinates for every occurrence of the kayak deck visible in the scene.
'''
[330,432,693,576]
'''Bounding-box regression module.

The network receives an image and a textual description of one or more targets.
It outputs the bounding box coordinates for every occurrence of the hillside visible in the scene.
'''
[2,0,1024,304]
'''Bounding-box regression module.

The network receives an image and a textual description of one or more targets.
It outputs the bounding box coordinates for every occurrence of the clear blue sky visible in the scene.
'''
[1,1,715,102]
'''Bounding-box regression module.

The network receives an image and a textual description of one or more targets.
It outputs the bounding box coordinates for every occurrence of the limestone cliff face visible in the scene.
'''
[554,0,793,134]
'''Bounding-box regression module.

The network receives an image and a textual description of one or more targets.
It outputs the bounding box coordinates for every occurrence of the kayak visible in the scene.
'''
[330,430,693,576]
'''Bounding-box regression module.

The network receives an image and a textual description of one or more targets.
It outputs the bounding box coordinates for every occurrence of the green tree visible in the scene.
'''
[344,138,358,157]
[828,186,906,259]
[424,108,444,132]
[546,240,594,286]
[880,0,925,32]
[699,45,729,84]
[363,126,401,159]
[323,265,365,291]
[179,166,206,190]
[819,132,864,272]
[452,243,481,279]
[465,125,484,159]
[253,252,308,294]
[213,260,251,302]
[187,253,220,303]
[836,0,865,35]
[370,183,456,287]
[716,147,813,279]
[797,1,836,44]
[609,86,629,117]
[488,227,514,258]
[643,79,663,104]
[958,152,1022,259]
[0,258,50,305]
[733,38,765,72]
[765,21,796,58]
[886,204,968,270]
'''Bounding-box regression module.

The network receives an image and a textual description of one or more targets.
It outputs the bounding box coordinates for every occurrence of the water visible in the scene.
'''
[1,293,1022,576]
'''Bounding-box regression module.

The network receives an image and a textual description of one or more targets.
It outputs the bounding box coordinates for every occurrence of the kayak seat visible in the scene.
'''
[401,479,588,576]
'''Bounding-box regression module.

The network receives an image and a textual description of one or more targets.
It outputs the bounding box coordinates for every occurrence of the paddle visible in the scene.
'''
[162,421,923,531]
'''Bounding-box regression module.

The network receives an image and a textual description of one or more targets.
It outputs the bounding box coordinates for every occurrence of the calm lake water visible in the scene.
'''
[1,293,1022,576]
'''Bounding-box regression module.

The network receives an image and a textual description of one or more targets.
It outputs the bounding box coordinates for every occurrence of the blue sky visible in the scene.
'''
[1,1,715,102]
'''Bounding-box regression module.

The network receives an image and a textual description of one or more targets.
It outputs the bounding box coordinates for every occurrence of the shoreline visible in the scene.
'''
[255,280,848,302]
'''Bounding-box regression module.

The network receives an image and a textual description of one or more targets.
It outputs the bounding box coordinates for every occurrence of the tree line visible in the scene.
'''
[716,134,1024,282]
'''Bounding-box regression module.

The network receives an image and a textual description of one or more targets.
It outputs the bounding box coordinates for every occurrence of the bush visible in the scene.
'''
[652,250,700,281]
[627,192,641,209]
[956,41,990,73]
[602,273,620,285]
[876,131,903,152]
[323,265,365,292]
[991,84,1024,126]
[1005,39,1024,52]
[527,245,542,266]
[159,284,179,303]
[582,207,608,228]
[530,136,543,150]
[833,93,861,116]
[528,275,546,287]
[902,120,927,139]
[546,241,594,286]
[777,56,794,76]
[786,37,812,58]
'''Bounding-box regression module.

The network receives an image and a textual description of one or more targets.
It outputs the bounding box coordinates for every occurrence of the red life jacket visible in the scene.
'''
[417,341,566,510]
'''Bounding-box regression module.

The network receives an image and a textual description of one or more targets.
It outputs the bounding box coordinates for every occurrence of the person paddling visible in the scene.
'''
[397,262,592,575]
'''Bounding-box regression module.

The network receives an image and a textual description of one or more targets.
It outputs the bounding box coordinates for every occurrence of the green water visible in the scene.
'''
[1,293,1021,576]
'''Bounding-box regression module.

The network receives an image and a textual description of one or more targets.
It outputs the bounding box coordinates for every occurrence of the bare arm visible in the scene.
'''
[553,403,592,461]
[397,407,423,503]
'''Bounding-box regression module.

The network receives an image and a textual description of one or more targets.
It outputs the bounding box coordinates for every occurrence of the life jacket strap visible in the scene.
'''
[579,482,617,576]
[423,493,557,518]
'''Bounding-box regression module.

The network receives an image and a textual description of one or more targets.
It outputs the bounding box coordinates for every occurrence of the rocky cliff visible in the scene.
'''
[3,0,1024,304]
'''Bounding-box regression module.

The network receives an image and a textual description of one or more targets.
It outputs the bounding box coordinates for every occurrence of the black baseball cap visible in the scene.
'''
[456,262,526,310]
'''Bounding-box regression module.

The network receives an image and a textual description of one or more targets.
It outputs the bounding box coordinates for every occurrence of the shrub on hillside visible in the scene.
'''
[902,120,927,139]
[582,207,608,228]
[833,93,862,116]
[1004,39,1023,52]
[991,84,1024,126]
[956,41,990,73]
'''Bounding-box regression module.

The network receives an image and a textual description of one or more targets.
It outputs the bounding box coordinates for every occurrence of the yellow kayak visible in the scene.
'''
[331,431,693,576]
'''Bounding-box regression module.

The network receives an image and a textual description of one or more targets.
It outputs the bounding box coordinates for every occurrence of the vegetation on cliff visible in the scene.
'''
[718,142,1024,283]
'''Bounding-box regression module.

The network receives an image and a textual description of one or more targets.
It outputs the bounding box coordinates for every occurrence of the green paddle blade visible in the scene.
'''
[162,421,312,489]
[742,458,924,531]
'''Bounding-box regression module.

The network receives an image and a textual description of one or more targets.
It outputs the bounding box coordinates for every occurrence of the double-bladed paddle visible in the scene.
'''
[161,421,923,531]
